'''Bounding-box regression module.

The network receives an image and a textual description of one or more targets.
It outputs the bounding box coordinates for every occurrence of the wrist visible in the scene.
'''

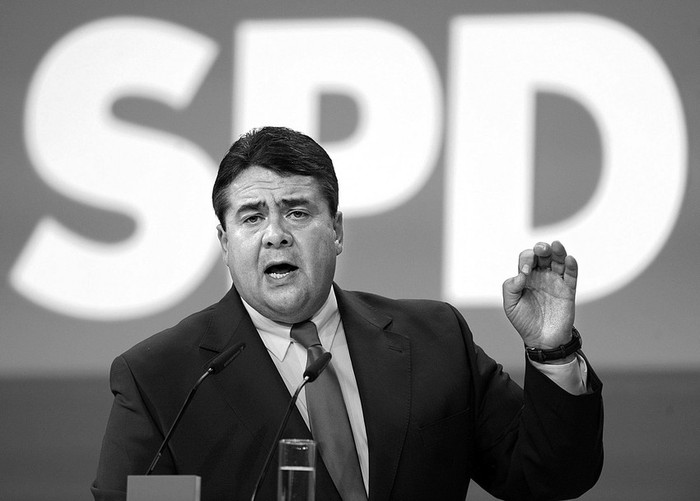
[525,327,582,363]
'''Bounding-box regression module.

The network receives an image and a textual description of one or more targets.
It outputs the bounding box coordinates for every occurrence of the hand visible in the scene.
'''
[502,241,577,349]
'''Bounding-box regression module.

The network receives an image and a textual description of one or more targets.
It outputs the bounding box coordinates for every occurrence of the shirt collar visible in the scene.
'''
[241,288,340,361]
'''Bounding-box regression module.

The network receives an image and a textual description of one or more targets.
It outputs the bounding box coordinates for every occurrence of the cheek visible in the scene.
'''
[309,241,339,275]
[226,241,258,271]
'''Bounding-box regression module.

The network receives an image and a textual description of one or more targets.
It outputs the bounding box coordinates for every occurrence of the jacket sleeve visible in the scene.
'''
[91,355,176,501]
[457,306,604,500]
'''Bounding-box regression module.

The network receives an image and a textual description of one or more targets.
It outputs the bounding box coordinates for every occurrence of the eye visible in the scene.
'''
[288,210,309,220]
[242,214,263,225]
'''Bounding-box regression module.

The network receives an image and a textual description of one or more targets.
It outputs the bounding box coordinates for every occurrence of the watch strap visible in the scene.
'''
[526,327,582,363]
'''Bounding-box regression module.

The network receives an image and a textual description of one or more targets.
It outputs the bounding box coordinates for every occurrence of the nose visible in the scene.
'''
[263,215,292,248]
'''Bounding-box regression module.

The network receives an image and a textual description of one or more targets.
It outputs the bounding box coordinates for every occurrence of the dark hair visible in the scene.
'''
[212,126,339,228]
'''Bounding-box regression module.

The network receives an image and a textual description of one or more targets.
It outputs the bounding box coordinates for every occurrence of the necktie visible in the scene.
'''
[290,321,367,501]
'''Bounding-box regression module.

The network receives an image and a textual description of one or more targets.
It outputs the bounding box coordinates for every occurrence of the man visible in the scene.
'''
[92,126,603,500]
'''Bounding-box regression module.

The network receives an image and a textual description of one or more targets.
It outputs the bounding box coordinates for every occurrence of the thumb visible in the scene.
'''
[502,272,526,313]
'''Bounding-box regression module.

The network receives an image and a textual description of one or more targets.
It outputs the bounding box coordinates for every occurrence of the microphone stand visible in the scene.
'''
[146,370,210,476]
[145,342,246,475]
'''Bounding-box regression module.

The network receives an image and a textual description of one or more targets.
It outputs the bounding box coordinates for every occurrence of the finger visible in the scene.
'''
[533,242,552,269]
[550,240,567,275]
[563,254,578,290]
[518,249,535,275]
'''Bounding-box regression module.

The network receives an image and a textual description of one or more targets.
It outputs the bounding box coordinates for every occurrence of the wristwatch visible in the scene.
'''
[525,327,582,363]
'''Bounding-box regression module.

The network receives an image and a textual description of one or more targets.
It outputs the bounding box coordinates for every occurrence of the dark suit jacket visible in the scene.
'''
[92,285,603,501]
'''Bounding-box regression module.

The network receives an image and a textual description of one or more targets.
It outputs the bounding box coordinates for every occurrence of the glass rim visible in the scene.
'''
[279,438,315,446]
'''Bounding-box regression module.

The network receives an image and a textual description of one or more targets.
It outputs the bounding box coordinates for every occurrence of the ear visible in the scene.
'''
[333,211,344,255]
[216,224,229,263]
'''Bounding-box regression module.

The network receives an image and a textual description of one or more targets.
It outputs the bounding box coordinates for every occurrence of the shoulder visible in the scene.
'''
[118,299,224,372]
[339,288,467,332]
[349,289,451,312]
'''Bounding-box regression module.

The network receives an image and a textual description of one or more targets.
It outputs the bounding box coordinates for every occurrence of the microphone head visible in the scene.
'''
[209,342,246,374]
[303,352,332,382]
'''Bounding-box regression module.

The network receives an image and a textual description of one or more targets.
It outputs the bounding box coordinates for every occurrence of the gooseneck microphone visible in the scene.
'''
[145,342,246,475]
[250,352,332,501]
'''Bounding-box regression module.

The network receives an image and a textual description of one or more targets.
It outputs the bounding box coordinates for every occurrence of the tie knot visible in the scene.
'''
[290,320,322,350]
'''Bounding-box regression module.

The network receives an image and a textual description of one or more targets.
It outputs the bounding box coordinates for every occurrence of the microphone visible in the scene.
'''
[303,351,332,382]
[145,342,246,475]
[250,352,332,501]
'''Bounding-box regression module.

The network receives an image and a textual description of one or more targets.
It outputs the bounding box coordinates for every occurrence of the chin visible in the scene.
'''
[257,287,325,323]
[263,300,311,323]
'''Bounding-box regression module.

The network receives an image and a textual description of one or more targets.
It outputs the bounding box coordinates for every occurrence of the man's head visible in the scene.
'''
[213,126,339,230]
[213,127,344,324]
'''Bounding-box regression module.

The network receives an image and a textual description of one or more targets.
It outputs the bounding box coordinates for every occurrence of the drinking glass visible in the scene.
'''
[277,439,316,501]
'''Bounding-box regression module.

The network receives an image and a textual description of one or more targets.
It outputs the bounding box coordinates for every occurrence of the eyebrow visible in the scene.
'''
[235,201,266,216]
[234,197,314,216]
[279,196,313,209]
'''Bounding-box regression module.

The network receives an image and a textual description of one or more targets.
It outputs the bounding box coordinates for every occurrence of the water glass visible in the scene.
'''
[277,439,316,501]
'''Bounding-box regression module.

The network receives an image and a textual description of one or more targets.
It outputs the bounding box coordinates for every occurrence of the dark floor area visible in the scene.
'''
[2,370,699,500]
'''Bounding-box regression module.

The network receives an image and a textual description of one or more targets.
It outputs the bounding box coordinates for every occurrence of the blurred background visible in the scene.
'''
[2,1,699,499]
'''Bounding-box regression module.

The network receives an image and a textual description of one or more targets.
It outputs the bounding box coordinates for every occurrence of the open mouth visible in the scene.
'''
[265,263,299,279]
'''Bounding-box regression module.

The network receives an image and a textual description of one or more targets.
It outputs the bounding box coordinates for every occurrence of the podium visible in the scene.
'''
[127,475,201,501]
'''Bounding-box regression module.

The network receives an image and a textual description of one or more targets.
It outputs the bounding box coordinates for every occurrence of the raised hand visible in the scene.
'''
[502,241,577,349]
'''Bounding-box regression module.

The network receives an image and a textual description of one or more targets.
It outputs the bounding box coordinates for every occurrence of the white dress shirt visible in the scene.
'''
[242,289,588,494]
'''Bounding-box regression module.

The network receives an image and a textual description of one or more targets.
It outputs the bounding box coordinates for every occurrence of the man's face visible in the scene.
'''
[217,165,343,324]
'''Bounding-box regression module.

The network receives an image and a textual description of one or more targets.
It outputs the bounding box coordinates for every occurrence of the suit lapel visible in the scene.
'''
[335,286,411,501]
